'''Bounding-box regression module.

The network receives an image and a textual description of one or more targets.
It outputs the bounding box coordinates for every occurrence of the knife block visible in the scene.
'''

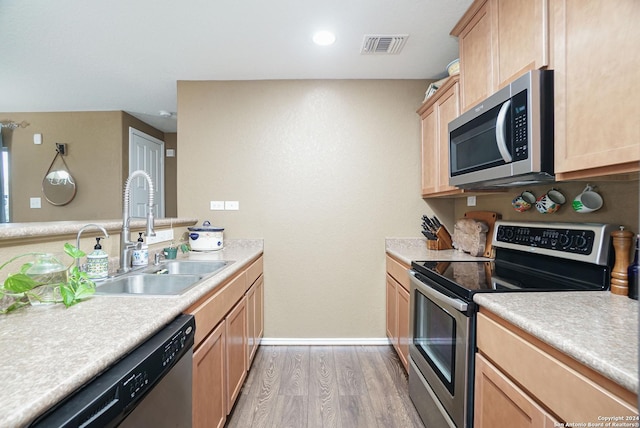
[426,227,453,251]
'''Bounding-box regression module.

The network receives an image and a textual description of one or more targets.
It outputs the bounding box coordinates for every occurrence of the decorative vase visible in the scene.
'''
[25,253,66,305]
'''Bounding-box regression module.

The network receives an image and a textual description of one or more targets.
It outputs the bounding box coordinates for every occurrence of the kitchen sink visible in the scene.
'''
[144,260,229,276]
[95,260,233,296]
[95,274,203,296]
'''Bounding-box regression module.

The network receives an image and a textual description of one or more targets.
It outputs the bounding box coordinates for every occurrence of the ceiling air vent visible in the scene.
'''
[360,34,409,55]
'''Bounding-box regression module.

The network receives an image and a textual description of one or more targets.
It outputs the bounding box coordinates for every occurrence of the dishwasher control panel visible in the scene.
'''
[29,315,195,428]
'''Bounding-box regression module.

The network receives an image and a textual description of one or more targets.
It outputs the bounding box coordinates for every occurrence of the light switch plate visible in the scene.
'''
[210,201,225,210]
[33,134,42,145]
[467,196,477,207]
[225,201,239,210]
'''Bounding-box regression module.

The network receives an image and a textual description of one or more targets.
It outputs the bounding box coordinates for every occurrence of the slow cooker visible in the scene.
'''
[188,221,224,251]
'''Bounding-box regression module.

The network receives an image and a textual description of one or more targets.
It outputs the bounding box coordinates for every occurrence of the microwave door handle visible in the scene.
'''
[495,99,513,163]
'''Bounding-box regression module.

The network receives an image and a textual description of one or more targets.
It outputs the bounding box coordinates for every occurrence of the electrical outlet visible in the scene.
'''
[30,197,41,208]
[225,201,239,210]
[210,201,225,210]
[467,196,477,207]
[146,228,174,245]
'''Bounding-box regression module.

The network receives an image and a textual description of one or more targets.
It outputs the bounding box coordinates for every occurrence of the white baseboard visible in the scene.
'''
[260,337,391,346]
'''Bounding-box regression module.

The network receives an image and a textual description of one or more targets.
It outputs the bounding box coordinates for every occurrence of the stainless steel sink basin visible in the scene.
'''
[145,260,229,276]
[94,260,233,296]
[95,274,203,296]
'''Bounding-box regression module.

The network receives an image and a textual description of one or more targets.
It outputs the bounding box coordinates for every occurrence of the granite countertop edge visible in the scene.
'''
[0,218,199,241]
[0,238,263,428]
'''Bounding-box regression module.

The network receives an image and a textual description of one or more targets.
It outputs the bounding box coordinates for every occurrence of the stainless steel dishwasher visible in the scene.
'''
[30,314,195,428]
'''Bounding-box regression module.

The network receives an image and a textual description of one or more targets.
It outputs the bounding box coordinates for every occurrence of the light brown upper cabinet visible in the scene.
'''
[452,0,549,113]
[551,0,640,180]
[418,76,463,197]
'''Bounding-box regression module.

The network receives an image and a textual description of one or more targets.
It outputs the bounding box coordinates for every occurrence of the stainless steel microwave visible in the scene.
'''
[448,70,554,189]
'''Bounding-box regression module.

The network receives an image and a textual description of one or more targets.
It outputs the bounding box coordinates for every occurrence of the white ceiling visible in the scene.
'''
[0,0,472,132]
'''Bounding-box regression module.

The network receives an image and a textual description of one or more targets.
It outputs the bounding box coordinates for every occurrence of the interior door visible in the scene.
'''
[129,127,165,218]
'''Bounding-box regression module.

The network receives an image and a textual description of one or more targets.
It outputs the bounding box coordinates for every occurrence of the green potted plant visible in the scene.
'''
[0,243,97,313]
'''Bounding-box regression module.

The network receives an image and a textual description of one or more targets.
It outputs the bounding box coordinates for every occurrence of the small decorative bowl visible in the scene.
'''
[447,58,460,76]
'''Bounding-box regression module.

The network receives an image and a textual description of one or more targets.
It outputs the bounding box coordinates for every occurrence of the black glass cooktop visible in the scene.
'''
[411,248,610,301]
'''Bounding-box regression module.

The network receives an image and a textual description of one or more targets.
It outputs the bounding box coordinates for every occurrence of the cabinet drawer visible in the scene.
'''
[386,254,410,291]
[188,272,248,346]
[477,311,637,423]
[246,255,263,286]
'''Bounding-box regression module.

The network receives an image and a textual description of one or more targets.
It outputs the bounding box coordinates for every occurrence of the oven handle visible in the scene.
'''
[409,271,468,312]
[495,99,513,163]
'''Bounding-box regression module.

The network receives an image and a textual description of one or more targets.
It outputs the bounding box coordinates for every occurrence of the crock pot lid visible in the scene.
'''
[188,220,224,232]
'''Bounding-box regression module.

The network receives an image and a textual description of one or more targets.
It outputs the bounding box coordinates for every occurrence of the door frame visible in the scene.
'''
[128,127,165,218]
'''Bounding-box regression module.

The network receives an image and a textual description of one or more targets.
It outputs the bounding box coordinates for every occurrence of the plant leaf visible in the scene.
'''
[3,273,38,293]
[64,243,85,259]
[59,283,75,307]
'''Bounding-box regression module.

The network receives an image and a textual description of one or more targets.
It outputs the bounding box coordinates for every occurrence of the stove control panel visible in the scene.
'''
[492,221,618,266]
[496,225,595,254]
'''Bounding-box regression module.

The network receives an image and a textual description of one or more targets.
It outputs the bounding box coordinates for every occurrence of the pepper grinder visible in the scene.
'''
[610,226,634,295]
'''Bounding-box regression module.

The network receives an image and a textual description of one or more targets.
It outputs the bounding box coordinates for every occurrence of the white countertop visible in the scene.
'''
[387,238,639,395]
[0,239,263,428]
[385,237,492,265]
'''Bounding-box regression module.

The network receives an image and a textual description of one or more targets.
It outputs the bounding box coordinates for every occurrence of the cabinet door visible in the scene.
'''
[475,354,559,428]
[420,106,438,195]
[491,0,548,89]
[436,82,461,194]
[458,0,493,112]
[255,275,264,343]
[396,284,410,372]
[386,275,397,344]
[246,282,256,366]
[552,0,640,179]
[246,275,264,367]
[226,295,247,414]
[193,321,226,428]
[419,77,464,197]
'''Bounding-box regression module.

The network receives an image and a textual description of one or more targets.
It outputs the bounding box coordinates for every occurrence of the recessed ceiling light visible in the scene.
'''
[313,31,336,46]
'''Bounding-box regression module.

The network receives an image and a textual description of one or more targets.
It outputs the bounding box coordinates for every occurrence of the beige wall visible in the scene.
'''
[164,133,178,218]
[0,111,175,222]
[177,80,442,339]
[4,111,123,222]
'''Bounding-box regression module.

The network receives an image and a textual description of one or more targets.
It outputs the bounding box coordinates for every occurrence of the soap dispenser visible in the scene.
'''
[132,232,149,267]
[86,237,109,279]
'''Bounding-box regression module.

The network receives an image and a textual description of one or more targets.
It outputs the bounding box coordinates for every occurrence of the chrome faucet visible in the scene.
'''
[119,170,156,273]
[75,224,109,269]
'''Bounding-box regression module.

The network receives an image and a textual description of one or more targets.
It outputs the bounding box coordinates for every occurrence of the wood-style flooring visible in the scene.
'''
[226,345,425,428]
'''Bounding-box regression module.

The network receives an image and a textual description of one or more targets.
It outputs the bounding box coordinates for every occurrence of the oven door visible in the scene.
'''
[409,271,471,428]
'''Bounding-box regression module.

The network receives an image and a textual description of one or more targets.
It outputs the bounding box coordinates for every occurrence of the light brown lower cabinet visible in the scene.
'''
[189,255,264,428]
[192,320,226,428]
[385,254,410,371]
[225,295,247,414]
[475,353,559,428]
[246,275,264,365]
[476,309,638,425]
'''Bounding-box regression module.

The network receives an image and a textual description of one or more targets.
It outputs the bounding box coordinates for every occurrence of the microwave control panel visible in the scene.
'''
[512,90,528,161]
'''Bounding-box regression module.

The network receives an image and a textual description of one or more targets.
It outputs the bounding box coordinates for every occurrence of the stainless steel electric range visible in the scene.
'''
[408,220,618,428]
